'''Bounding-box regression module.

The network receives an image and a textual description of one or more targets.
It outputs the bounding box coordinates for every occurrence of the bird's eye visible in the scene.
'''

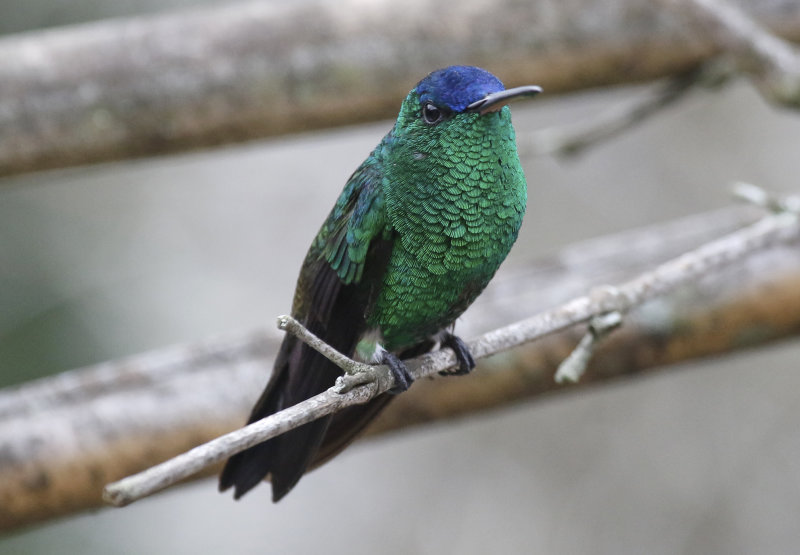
[422,103,445,125]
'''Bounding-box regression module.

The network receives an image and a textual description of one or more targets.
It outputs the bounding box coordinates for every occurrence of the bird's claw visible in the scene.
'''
[381,351,413,394]
[333,353,413,395]
[438,333,476,376]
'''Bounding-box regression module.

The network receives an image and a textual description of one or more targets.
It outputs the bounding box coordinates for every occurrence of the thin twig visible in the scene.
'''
[733,182,800,214]
[278,315,392,394]
[517,60,729,156]
[518,63,729,158]
[101,197,800,507]
[277,315,372,376]
[666,0,800,105]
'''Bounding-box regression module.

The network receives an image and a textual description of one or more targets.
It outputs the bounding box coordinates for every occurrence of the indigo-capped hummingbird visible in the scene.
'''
[220,66,541,501]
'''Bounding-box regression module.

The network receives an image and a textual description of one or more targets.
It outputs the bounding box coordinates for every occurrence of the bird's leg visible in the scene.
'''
[438,332,476,376]
[381,351,413,394]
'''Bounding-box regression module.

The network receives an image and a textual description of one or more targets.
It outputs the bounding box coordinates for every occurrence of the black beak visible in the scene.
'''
[466,85,542,114]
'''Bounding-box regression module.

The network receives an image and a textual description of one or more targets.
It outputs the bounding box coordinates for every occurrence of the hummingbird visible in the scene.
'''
[219,65,541,502]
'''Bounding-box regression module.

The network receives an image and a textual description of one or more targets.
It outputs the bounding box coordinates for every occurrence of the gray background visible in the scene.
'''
[2,1,800,554]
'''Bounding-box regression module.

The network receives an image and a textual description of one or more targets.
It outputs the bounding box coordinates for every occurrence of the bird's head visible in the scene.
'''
[389,66,541,165]
[416,65,540,118]
[390,65,541,144]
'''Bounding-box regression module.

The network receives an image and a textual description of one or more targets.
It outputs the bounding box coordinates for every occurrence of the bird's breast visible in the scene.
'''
[371,159,526,350]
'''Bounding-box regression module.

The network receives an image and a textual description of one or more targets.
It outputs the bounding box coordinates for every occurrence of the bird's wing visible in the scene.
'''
[220,158,396,501]
[303,159,390,297]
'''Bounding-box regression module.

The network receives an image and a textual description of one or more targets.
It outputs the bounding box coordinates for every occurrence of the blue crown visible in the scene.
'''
[415,66,505,113]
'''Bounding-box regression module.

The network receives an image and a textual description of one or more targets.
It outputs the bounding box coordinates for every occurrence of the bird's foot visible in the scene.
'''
[438,333,476,376]
[382,351,413,394]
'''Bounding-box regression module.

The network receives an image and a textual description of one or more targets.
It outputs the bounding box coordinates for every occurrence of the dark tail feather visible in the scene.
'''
[219,323,430,500]
[310,396,393,469]
[218,352,395,500]
[219,418,333,501]
[219,335,341,501]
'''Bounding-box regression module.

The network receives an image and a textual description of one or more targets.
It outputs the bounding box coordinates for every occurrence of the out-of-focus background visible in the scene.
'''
[2,1,800,554]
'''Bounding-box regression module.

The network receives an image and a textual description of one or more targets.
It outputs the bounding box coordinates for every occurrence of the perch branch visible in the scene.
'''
[102,384,376,508]
[103,200,800,507]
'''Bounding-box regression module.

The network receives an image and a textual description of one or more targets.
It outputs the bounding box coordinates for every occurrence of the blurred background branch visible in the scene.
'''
[1,0,800,177]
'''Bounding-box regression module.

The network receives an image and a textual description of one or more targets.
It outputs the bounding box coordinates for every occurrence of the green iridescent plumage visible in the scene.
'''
[220,66,540,502]
[373,95,525,348]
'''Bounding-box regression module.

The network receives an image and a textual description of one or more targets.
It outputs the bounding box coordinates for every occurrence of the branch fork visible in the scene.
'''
[556,310,624,384]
